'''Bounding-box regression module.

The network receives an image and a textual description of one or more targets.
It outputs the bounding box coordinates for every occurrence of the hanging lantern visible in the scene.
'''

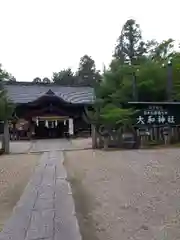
[36,118,39,126]
[69,118,74,135]
[55,120,58,127]
[45,120,49,128]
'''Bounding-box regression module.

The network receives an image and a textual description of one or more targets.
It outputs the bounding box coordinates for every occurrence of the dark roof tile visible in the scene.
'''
[4,84,95,104]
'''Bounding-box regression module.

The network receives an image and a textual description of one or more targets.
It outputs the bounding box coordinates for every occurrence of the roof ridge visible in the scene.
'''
[4,81,93,88]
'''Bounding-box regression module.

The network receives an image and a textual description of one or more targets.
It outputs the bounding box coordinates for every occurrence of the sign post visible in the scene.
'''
[135,105,176,146]
[138,128,150,148]
[136,105,175,126]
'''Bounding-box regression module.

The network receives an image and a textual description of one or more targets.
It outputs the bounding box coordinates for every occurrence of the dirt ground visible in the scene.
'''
[65,149,180,240]
[0,153,39,231]
[70,138,92,149]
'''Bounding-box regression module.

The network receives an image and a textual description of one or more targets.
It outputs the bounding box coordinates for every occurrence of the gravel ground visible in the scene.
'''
[0,153,39,231]
[65,148,180,240]
[70,138,92,149]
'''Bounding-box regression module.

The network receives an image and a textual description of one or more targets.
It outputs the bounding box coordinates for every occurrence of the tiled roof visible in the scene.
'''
[4,83,95,104]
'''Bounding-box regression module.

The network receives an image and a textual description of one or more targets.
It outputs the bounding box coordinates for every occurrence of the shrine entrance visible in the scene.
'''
[33,116,70,139]
[12,91,89,140]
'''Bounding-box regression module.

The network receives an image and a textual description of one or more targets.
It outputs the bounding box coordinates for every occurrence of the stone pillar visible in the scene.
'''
[68,118,74,136]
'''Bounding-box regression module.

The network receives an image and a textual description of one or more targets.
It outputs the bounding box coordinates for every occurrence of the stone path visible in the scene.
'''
[10,141,32,154]
[9,138,92,154]
[0,151,81,240]
[30,139,74,153]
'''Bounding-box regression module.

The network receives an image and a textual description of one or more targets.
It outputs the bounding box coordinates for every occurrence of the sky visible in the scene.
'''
[0,0,179,82]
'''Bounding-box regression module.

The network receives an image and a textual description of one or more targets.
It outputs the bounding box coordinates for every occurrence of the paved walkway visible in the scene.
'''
[30,139,74,152]
[9,138,92,154]
[0,150,81,240]
[10,141,32,154]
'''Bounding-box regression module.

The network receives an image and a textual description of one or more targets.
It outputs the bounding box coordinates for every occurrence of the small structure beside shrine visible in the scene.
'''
[4,82,94,140]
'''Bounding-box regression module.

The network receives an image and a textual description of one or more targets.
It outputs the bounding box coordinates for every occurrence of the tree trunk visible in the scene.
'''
[99,134,103,148]
[103,136,109,150]
[3,120,10,154]
[91,124,98,149]
[1,135,5,151]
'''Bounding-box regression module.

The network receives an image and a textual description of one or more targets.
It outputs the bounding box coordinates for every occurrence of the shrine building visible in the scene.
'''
[4,82,94,140]
[5,82,179,141]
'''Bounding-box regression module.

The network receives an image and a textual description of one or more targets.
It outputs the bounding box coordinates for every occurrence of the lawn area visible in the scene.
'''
[65,149,180,240]
[0,153,39,231]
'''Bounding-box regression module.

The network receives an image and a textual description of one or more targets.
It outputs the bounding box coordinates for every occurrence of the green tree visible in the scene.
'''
[0,90,14,153]
[0,65,14,153]
[168,52,180,100]
[82,20,180,147]
[112,21,179,102]
[42,77,51,84]
[87,35,180,148]
[77,55,101,86]
[33,77,41,83]
[9,76,16,82]
[136,60,167,101]
[0,64,9,83]
[86,79,136,148]
[105,57,169,102]
[52,68,77,85]
[150,38,175,62]
[114,19,146,64]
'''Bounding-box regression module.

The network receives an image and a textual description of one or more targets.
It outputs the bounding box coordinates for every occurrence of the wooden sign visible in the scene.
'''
[135,105,176,126]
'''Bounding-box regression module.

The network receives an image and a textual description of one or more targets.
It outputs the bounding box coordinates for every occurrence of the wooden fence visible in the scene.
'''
[136,125,180,146]
[94,125,180,149]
